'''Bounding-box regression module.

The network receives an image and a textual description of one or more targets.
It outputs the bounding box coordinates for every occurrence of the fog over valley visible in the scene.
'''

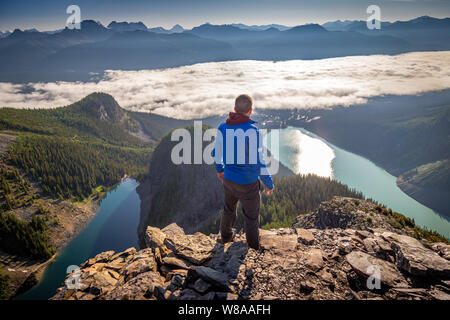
[1,51,450,119]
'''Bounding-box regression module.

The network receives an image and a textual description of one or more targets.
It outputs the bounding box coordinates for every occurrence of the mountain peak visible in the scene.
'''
[170,24,184,33]
[68,93,124,122]
[107,21,148,32]
[287,23,327,33]
[78,20,108,33]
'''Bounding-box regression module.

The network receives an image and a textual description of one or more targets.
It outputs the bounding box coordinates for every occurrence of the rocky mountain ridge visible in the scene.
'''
[52,197,450,300]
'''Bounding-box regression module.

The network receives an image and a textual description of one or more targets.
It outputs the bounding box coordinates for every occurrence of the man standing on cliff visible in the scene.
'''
[212,94,274,250]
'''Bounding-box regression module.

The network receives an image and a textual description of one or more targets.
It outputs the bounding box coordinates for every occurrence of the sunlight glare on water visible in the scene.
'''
[268,128,335,178]
[294,131,335,177]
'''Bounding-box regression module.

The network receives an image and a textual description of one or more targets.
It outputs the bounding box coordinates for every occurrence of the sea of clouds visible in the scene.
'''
[1,51,449,119]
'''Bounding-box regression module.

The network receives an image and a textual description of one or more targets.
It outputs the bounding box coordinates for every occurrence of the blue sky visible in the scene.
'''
[0,0,449,31]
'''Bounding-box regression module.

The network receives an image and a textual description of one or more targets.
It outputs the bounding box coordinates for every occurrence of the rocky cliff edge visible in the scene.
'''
[52,197,450,300]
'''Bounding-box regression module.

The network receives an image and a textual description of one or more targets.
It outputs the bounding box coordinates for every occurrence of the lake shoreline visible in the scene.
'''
[8,176,135,299]
[16,178,141,300]
[266,126,450,239]
[4,196,100,299]
[292,124,450,219]
[396,176,450,220]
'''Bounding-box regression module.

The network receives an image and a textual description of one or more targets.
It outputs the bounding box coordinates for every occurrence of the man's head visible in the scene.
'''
[234,94,253,115]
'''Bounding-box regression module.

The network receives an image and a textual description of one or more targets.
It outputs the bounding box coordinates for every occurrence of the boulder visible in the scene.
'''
[296,228,314,245]
[260,230,298,252]
[382,232,450,277]
[164,231,217,265]
[124,257,157,281]
[191,266,231,292]
[90,270,118,295]
[145,226,168,254]
[162,223,185,237]
[303,248,325,271]
[193,278,212,293]
[51,208,450,301]
[345,250,409,288]
[162,256,191,269]
[432,243,450,260]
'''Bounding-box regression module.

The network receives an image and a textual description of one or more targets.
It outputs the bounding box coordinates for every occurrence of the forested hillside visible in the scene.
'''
[0,93,162,297]
[260,174,363,228]
[0,93,191,201]
[201,174,364,234]
[8,135,151,200]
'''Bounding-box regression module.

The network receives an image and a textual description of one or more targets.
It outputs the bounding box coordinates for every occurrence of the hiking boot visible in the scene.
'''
[218,228,236,244]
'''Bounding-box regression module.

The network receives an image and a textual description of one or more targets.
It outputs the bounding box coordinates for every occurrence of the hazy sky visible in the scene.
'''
[0,0,449,31]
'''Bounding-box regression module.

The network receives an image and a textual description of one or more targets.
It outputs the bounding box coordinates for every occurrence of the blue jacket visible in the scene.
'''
[212,118,274,190]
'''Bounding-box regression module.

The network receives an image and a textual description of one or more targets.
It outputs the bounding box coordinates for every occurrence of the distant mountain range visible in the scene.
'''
[0,16,449,82]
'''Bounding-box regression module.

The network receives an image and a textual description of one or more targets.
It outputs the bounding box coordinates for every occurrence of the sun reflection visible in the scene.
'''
[266,128,335,178]
[295,131,335,178]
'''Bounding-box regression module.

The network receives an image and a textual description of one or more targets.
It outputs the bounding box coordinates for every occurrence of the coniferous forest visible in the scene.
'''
[8,135,151,200]
[0,93,155,261]
[201,174,364,234]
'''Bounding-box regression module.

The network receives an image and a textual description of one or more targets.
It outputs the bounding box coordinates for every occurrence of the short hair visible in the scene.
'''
[235,94,253,114]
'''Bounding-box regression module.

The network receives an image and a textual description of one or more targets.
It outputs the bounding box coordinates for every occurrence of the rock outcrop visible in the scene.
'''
[293,197,399,232]
[136,125,225,244]
[52,197,450,300]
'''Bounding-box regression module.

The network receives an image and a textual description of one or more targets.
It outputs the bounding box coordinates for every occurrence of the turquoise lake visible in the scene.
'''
[16,178,141,300]
[265,126,450,239]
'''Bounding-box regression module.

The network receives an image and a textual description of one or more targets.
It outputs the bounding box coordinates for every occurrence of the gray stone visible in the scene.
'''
[346,250,409,288]
[198,291,216,300]
[260,230,298,252]
[179,288,201,300]
[145,226,168,254]
[296,228,314,245]
[162,223,185,237]
[164,231,217,265]
[303,248,324,271]
[193,266,231,292]
[432,242,450,260]
[363,238,378,253]
[162,256,191,269]
[383,232,450,277]
[124,257,156,281]
[429,289,450,300]
[194,278,212,293]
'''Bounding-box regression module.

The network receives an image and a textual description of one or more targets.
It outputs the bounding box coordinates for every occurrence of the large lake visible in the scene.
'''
[265,126,450,239]
[16,178,141,300]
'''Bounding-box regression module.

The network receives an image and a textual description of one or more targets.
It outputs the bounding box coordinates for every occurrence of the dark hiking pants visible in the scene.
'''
[220,178,261,250]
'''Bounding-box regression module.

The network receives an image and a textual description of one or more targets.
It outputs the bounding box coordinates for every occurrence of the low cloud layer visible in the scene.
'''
[1,51,450,119]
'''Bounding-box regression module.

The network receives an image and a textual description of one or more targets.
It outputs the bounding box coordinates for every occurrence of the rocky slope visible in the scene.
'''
[52,197,450,300]
[136,125,225,243]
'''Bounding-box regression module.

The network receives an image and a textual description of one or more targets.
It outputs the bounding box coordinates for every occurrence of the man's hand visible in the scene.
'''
[217,172,224,181]
[265,188,274,196]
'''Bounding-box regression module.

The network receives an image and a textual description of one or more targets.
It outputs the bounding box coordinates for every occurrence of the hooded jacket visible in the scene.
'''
[212,112,274,190]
